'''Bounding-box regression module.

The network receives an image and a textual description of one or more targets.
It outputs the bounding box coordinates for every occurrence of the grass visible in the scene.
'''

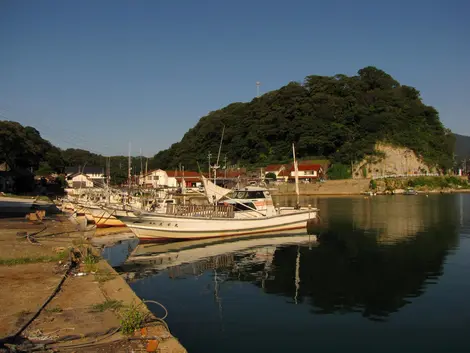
[94,269,115,283]
[82,251,99,273]
[0,251,68,266]
[0,193,36,199]
[45,305,63,313]
[90,299,123,312]
[119,301,146,335]
[0,194,51,202]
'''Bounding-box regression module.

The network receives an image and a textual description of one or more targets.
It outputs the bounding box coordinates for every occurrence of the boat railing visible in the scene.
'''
[166,204,235,218]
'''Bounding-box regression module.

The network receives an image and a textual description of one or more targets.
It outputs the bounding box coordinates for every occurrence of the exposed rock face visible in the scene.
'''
[352,143,433,179]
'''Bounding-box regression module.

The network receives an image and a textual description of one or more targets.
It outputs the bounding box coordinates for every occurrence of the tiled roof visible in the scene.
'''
[293,164,323,172]
[166,170,201,178]
[65,166,104,175]
[265,164,284,172]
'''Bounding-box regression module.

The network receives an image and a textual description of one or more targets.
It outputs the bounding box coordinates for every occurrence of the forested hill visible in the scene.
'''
[455,134,470,160]
[153,66,454,171]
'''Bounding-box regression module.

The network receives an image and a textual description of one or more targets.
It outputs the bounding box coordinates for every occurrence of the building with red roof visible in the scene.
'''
[266,163,324,182]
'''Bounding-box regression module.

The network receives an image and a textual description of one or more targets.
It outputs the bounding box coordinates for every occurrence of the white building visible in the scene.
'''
[65,166,105,188]
[140,169,177,188]
[67,174,94,188]
[140,169,202,188]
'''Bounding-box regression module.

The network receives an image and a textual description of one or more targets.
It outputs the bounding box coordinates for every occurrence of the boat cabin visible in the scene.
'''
[221,186,276,216]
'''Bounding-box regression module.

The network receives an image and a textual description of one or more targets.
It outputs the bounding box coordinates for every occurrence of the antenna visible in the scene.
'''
[128,142,131,190]
[224,155,228,180]
[215,125,225,168]
[213,125,225,184]
[256,81,261,97]
[208,152,212,179]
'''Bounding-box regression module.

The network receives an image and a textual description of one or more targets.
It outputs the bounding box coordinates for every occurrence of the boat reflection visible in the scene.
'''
[120,230,317,281]
[117,194,463,323]
[121,222,458,322]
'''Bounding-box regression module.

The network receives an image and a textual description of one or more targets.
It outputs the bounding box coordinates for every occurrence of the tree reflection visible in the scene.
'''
[228,221,458,321]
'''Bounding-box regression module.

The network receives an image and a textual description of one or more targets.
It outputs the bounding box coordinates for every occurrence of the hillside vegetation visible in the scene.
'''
[152,66,454,171]
[0,121,150,185]
[0,67,461,184]
[455,134,470,161]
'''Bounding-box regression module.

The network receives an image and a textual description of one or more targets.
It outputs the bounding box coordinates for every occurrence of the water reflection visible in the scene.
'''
[118,195,461,322]
[109,194,470,353]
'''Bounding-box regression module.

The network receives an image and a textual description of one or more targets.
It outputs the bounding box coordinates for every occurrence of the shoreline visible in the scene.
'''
[272,189,470,196]
[0,208,186,353]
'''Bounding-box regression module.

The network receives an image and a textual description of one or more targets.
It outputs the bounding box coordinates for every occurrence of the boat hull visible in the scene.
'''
[116,209,317,240]
[85,207,126,228]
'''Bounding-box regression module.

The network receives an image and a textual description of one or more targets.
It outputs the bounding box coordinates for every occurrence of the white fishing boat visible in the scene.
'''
[114,176,318,240]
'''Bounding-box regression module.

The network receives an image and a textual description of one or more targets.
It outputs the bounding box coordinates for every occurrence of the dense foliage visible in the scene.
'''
[0,67,461,183]
[0,121,155,185]
[455,134,470,162]
[0,121,60,171]
[152,67,454,171]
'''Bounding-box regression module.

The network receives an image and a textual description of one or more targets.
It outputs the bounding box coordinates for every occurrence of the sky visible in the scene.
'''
[1,0,469,157]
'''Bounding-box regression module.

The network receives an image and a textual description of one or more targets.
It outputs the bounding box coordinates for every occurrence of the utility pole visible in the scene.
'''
[224,155,228,181]
[208,152,212,179]
[128,142,131,190]
[106,157,110,187]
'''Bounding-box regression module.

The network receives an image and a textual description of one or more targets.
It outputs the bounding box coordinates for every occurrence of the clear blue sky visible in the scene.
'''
[1,0,469,156]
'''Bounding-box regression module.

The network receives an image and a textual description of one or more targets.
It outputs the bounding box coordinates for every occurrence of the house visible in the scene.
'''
[168,171,203,188]
[264,164,286,178]
[276,163,324,182]
[139,169,174,188]
[139,170,204,188]
[0,168,35,193]
[0,171,14,193]
[67,173,94,188]
[65,166,105,188]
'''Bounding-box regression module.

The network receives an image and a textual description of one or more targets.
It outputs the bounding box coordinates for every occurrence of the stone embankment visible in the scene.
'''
[272,176,469,195]
[271,179,371,195]
[0,197,186,353]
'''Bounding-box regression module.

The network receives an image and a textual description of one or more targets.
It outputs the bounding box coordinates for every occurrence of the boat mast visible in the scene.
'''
[208,152,212,179]
[181,165,186,205]
[106,157,111,204]
[213,125,225,185]
[292,143,300,207]
[294,245,300,304]
[128,142,132,196]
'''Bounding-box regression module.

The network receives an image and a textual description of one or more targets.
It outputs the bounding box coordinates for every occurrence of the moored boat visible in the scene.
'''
[403,187,418,195]
[114,179,319,241]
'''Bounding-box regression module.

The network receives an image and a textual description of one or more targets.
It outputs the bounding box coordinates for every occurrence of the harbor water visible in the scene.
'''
[106,194,470,353]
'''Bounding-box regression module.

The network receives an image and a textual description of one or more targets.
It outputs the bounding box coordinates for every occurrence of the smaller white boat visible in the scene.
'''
[403,187,418,195]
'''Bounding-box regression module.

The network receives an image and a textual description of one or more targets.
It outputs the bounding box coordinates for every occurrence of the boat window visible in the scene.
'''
[247,191,265,199]
[232,191,248,199]
[232,191,265,199]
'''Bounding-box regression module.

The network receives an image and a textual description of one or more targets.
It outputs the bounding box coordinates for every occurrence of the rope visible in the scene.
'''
[141,299,171,334]
[143,300,169,320]
[0,249,77,347]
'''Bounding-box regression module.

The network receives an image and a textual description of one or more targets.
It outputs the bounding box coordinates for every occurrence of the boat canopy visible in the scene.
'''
[201,175,232,203]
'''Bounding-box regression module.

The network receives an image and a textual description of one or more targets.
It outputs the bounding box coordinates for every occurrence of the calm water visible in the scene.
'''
[112,194,470,353]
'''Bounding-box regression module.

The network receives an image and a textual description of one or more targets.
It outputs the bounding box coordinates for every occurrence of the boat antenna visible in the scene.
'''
[213,125,225,184]
[292,143,300,208]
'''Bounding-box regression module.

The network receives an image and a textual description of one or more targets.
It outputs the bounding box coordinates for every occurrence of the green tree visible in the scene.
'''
[149,66,454,172]
[327,164,351,180]
[265,172,277,180]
